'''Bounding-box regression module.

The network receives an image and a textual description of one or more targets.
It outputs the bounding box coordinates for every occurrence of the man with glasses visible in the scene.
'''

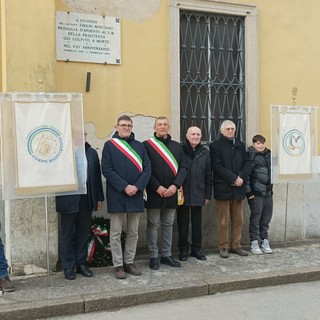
[210,120,251,258]
[102,115,151,279]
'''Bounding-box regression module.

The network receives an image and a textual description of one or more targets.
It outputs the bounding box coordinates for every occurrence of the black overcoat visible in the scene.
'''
[56,142,104,213]
[210,134,251,200]
[181,141,212,206]
[143,133,187,209]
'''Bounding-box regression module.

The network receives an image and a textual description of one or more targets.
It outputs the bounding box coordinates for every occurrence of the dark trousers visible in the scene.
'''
[60,195,92,269]
[177,205,202,253]
[0,236,8,277]
[248,196,273,242]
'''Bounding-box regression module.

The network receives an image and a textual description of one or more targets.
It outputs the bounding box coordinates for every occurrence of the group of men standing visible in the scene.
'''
[0,114,273,292]
[100,115,252,279]
[55,115,256,281]
[102,115,188,278]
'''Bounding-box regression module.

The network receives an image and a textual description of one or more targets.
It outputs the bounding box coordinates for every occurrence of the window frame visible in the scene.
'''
[169,0,259,143]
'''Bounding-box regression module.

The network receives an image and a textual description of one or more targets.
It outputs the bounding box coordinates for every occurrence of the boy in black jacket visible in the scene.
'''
[246,134,273,255]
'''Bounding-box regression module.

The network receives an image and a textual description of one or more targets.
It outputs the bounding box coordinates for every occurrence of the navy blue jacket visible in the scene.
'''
[56,142,104,213]
[102,132,151,213]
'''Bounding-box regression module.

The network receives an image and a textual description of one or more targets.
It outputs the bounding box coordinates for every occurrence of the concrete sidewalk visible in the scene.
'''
[1,242,320,320]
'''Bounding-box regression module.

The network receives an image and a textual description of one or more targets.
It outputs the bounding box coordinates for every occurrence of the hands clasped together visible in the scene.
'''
[156,185,177,198]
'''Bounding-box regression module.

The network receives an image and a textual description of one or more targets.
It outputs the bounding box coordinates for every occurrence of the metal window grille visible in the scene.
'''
[180,10,245,142]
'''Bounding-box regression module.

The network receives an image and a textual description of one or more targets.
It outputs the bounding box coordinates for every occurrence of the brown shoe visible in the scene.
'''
[230,247,248,256]
[0,276,16,292]
[114,266,126,279]
[123,263,142,276]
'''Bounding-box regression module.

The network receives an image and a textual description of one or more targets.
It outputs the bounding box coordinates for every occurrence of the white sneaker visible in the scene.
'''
[261,239,273,254]
[250,240,263,255]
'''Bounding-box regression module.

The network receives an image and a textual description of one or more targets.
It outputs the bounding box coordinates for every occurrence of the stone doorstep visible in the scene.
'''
[1,267,320,320]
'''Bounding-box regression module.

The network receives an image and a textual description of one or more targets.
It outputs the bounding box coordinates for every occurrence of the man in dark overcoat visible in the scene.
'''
[56,135,104,280]
[177,126,212,261]
[102,115,151,279]
[143,116,187,270]
[210,120,251,258]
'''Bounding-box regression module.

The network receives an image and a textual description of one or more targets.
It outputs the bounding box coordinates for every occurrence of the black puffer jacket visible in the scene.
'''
[181,140,212,206]
[246,146,273,198]
[210,134,251,200]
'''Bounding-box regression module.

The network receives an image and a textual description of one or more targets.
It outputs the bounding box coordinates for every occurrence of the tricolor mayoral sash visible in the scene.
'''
[110,138,143,173]
[147,137,178,176]
[147,137,183,204]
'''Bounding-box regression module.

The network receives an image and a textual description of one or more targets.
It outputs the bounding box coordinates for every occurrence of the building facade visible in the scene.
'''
[1,0,320,273]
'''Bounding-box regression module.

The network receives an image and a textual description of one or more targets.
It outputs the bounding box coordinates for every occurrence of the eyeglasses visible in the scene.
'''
[225,127,235,131]
[118,124,133,128]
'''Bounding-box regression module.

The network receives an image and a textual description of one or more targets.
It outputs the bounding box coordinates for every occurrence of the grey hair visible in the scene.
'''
[154,116,169,126]
[220,120,236,132]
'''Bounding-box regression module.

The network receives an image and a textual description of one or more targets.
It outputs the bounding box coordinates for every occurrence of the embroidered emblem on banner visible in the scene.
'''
[283,129,305,156]
[27,125,63,163]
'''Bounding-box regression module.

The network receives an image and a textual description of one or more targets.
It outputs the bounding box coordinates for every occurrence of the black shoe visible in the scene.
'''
[160,256,181,267]
[76,264,93,277]
[190,250,206,260]
[179,250,188,261]
[64,268,75,280]
[149,257,159,270]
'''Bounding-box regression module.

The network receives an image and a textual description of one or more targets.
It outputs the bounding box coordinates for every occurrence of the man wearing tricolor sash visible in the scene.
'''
[102,115,151,279]
[144,116,187,270]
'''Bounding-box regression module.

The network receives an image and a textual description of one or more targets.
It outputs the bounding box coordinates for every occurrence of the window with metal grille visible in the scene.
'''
[180,11,245,143]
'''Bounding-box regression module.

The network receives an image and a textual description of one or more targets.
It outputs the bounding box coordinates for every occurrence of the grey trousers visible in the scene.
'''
[147,208,176,258]
[110,212,142,267]
[248,196,273,242]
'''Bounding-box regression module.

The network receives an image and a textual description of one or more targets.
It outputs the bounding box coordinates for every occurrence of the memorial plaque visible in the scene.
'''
[56,11,121,64]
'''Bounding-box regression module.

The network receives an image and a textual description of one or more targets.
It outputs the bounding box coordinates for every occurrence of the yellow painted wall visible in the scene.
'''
[0,1,3,91]
[2,0,56,92]
[229,0,320,142]
[55,1,169,138]
[2,0,320,142]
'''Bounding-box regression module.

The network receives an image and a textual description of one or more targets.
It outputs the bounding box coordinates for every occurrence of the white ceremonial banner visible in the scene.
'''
[14,102,77,189]
[279,112,311,174]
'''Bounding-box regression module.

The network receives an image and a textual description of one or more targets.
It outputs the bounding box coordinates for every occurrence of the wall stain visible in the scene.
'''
[63,0,160,22]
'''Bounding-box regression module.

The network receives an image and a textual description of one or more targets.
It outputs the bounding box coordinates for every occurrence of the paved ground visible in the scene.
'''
[51,281,320,320]
[0,242,320,320]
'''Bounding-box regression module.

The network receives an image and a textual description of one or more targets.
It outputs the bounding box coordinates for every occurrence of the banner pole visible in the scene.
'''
[45,195,51,285]
[284,182,289,248]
